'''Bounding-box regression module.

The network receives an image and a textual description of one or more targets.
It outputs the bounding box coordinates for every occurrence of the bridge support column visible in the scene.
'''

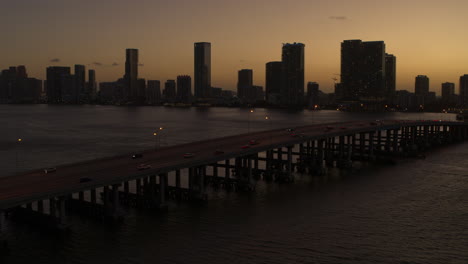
[224,160,230,187]
[316,139,326,175]
[57,197,68,229]
[385,130,391,152]
[79,191,84,201]
[124,181,130,194]
[369,132,375,160]
[90,189,97,204]
[0,210,5,233]
[111,184,123,218]
[49,198,56,218]
[287,146,293,182]
[136,179,142,197]
[424,126,429,147]
[393,129,399,153]
[159,173,168,209]
[359,133,365,159]
[37,200,44,213]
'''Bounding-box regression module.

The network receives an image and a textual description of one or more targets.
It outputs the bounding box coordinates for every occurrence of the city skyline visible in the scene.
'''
[1,0,467,94]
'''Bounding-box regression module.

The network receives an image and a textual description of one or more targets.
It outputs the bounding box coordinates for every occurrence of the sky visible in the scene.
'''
[1,0,468,94]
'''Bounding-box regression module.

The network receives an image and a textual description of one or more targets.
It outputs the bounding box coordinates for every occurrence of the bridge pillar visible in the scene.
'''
[424,126,429,147]
[316,139,325,175]
[188,167,194,190]
[287,146,293,182]
[0,210,5,233]
[57,197,68,228]
[37,200,44,213]
[136,179,142,197]
[49,198,56,218]
[124,181,130,194]
[359,133,365,159]
[159,173,168,209]
[393,129,399,153]
[376,130,382,152]
[79,191,84,202]
[224,159,230,184]
[111,184,123,218]
[369,132,375,160]
[385,130,391,152]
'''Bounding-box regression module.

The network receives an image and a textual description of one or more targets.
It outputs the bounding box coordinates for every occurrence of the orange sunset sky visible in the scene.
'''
[1,0,468,94]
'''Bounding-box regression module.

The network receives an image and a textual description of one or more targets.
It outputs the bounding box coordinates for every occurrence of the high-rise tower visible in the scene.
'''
[194,42,211,99]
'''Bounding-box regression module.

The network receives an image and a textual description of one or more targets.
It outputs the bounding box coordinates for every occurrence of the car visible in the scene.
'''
[241,145,250,149]
[183,153,195,158]
[137,163,152,170]
[340,126,347,129]
[370,121,378,125]
[249,140,259,145]
[214,150,224,155]
[44,167,56,174]
[286,128,295,132]
[79,177,92,183]
[132,153,143,159]
[290,133,299,137]
[325,126,334,130]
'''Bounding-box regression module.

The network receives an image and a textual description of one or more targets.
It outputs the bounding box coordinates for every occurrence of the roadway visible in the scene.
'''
[0,120,460,210]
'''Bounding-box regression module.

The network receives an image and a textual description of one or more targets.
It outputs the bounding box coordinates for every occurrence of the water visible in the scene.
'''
[1,105,467,264]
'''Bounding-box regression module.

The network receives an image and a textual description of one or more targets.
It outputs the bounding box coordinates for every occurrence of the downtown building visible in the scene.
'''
[281,43,305,108]
[146,80,161,105]
[0,66,42,103]
[340,40,392,110]
[237,69,253,104]
[265,61,282,105]
[415,75,430,107]
[194,42,211,99]
[441,82,456,107]
[177,75,192,104]
[124,48,139,103]
[460,75,468,107]
[46,66,72,103]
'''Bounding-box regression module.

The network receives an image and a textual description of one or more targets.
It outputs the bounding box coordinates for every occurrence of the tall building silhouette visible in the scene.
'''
[460,75,468,107]
[124,48,139,102]
[74,65,85,102]
[88,69,96,99]
[441,82,455,105]
[307,82,320,108]
[237,69,253,103]
[385,54,396,99]
[177,75,192,103]
[163,80,176,102]
[46,66,71,103]
[281,43,305,107]
[415,75,429,106]
[194,42,211,99]
[341,40,387,102]
[265,61,282,105]
[147,80,161,105]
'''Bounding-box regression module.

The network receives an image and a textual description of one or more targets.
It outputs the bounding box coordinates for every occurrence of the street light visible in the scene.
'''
[16,138,22,174]
[153,132,159,149]
[265,116,272,145]
[248,109,254,135]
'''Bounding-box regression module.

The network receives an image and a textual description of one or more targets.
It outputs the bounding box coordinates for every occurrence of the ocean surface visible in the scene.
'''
[0,105,467,264]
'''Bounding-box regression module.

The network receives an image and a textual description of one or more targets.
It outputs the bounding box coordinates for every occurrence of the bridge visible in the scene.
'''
[1,120,468,242]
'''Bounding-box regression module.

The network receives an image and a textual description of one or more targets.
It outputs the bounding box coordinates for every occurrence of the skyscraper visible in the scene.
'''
[441,82,455,100]
[194,42,211,99]
[460,75,468,107]
[307,82,320,108]
[46,66,71,103]
[415,75,429,106]
[341,40,386,101]
[124,48,139,102]
[163,80,176,102]
[281,43,305,107]
[147,80,161,105]
[385,54,396,99]
[265,61,282,105]
[177,75,192,103]
[88,69,96,99]
[237,69,253,103]
[74,65,85,102]
[415,75,429,96]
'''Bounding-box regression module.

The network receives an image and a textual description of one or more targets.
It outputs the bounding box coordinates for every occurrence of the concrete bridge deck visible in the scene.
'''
[0,119,463,211]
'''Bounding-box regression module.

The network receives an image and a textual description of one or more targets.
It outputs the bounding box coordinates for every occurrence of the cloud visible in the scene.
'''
[92,62,103,66]
[50,58,60,63]
[138,63,144,66]
[112,62,119,66]
[329,16,347,20]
